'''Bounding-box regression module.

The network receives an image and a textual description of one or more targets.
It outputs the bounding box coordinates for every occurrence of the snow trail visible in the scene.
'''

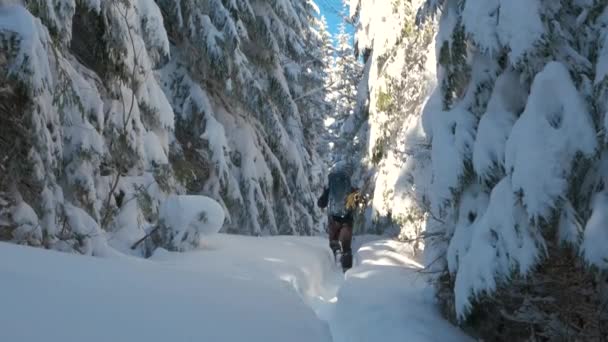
[0,234,469,341]
[315,237,472,342]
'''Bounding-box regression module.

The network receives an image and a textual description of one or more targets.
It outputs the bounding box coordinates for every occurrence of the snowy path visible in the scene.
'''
[326,238,471,342]
[0,235,470,342]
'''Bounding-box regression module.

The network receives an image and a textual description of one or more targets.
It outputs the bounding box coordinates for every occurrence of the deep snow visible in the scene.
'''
[0,234,470,342]
[330,239,471,342]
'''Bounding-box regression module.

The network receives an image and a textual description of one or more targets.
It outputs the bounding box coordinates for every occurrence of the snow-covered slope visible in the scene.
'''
[0,237,333,342]
[0,235,468,342]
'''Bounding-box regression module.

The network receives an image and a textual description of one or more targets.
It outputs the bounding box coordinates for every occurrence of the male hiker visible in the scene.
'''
[317,162,360,272]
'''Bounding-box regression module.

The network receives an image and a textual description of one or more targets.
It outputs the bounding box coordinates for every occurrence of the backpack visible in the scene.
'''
[327,170,352,218]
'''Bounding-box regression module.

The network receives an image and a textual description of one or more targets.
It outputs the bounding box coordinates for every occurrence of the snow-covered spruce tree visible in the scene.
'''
[417,0,608,339]
[325,14,363,165]
[345,0,435,243]
[316,15,336,162]
[156,0,327,236]
[0,0,328,255]
[0,0,178,255]
[295,2,330,203]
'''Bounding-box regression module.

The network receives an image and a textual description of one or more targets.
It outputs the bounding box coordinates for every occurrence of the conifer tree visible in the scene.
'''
[0,0,331,254]
[416,0,608,338]
[316,15,336,161]
[325,3,362,165]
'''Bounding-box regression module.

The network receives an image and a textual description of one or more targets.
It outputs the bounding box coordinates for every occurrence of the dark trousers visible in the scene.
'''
[328,215,353,256]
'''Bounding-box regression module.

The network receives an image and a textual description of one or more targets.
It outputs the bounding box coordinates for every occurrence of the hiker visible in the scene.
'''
[317,162,359,271]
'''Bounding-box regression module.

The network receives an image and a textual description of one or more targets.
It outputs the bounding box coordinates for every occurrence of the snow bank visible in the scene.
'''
[0,231,471,342]
[151,234,341,314]
[0,239,332,342]
[156,235,471,341]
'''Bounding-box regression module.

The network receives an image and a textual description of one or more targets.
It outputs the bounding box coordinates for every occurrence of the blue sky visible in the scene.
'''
[316,0,354,36]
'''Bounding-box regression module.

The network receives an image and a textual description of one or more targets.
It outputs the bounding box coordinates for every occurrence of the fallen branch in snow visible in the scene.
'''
[419,250,446,274]
[130,225,160,250]
[400,230,445,244]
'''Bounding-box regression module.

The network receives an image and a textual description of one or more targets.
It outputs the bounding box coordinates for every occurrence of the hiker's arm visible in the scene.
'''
[317,187,329,208]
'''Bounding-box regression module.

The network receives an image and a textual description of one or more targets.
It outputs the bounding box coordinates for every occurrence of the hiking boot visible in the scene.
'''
[329,240,341,259]
[340,251,352,271]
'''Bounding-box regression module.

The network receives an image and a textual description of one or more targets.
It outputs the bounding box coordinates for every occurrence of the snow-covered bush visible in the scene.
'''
[147,195,224,254]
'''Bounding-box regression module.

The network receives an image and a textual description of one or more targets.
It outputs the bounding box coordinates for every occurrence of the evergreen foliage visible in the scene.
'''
[0,0,329,255]
[417,0,608,339]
